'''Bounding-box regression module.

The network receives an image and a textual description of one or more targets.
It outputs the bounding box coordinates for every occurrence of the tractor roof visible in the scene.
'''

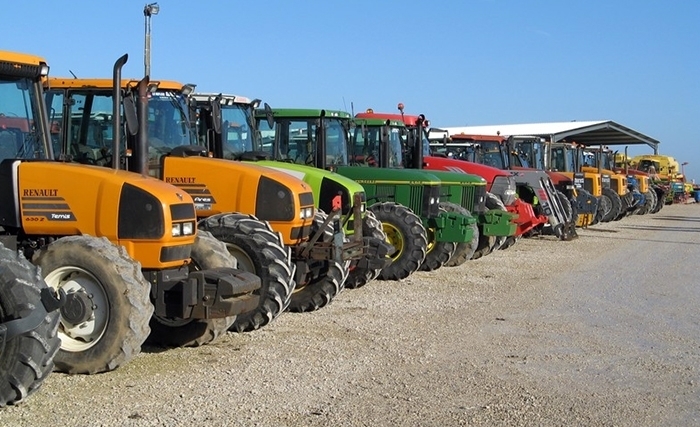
[255,108,351,119]
[46,77,188,92]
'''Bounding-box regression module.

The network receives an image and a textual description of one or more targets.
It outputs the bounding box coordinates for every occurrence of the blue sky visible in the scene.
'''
[6,1,699,182]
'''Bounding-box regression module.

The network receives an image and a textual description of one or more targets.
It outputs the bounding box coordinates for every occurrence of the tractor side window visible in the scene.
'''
[286,120,315,165]
[64,92,115,166]
[0,78,45,161]
[220,104,253,159]
[324,119,347,166]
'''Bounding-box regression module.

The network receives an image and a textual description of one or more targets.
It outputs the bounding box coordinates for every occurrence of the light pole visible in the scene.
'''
[681,162,689,179]
[144,2,159,77]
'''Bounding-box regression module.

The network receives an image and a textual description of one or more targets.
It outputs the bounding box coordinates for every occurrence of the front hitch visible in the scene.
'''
[150,266,260,320]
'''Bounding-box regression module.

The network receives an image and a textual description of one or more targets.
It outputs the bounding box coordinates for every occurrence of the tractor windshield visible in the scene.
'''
[0,77,47,161]
[550,146,577,172]
[473,141,506,169]
[325,118,348,166]
[351,124,404,168]
[219,103,256,159]
[147,91,196,150]
[514,141,545,170]
[45,88,117,164]
[637,159,661,174]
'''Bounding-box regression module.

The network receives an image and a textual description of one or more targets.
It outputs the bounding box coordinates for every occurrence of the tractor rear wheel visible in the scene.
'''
[288,211,347,312]
[440,202,478,266]
[420,207,455,272]
[485,192,508,251]
[600,187,622,222]
[148,230,244,347]
[34,236,152,374]
[0,246,60,407]
[651,186,666,213]
[346,211,388,289]
[198,214,294,332]
[369,202,427,280]
[636,189,654,215]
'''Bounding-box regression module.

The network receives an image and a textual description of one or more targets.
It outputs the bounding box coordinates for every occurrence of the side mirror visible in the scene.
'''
[122,90,138,136]
[264,102,274,129]
[211,98,222,134]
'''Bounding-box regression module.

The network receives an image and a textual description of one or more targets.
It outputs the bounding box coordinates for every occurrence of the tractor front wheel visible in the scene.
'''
[288,211,347,312]
[346,211,389,289]
[439,202,478,266]
[369,202,427,280]
[34,236,152,374]
[199,213,294,332]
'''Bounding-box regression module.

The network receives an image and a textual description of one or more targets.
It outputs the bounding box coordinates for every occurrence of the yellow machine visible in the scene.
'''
[547,142,601,225]
[2,51,261,375]
[628,154,680,182]
[582,147,634,220]
[44,72,351,333]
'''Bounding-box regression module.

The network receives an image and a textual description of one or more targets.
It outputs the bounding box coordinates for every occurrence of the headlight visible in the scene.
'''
[430,197,437,205]
[300,207,314,219]
[491,175,517,206]
[360,203,366,213]
[182,222,194,236]
[172,223,182,237]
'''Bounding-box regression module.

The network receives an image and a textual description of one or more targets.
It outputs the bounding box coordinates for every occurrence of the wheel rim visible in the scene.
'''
[599,196,612,217]
[224,243,256,273]
[44,266,109,352]
[382,222,404,261]
[425,227,437,254]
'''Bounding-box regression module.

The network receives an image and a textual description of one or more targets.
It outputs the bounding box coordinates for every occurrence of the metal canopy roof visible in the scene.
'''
[435,120,659,153]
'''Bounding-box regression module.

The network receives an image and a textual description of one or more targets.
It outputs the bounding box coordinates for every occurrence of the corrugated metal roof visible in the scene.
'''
[432,120,659,151]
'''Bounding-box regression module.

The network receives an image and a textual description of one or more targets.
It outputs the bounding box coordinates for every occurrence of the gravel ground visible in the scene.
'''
[2,203,699,427]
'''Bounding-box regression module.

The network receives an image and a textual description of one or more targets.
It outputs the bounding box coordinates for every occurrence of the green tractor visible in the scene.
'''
[192,94,393,290]
[252,108,477,280]
[352,111,518,260]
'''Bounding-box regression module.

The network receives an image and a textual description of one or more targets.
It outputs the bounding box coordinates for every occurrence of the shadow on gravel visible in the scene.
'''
[652,215,700,222]
[620,225,700,233]
[579,233,700,245]
[580,228,619,233]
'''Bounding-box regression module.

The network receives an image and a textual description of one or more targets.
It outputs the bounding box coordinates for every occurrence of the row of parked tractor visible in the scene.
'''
[0,50,672,407]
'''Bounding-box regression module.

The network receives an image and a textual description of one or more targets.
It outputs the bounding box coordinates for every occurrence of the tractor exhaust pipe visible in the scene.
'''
[112,54,128,170]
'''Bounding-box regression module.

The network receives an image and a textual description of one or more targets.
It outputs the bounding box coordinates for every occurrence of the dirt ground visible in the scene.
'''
[2,203,699,427]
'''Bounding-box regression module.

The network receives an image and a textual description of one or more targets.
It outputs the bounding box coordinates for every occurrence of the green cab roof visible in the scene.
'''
[255,108,351,119]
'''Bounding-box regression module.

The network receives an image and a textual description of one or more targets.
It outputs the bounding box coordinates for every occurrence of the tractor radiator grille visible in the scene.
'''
[409,185,424,216]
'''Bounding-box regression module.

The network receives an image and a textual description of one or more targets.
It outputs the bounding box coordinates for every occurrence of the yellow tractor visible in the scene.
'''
[44,68,352,332]
[2,51,261,375]
[547,142,603,225]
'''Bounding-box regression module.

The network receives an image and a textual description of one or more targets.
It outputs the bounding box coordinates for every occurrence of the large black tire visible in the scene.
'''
[636,189,655,215]
[420,207,455,272]
[369,202,427,280]
[0,246,60,407]
[288,211,347,312]
[651,186,666,213]
[34,236,152,374]
[345,211,388,289]
[485,192,508,251]
[198,214,294,332]
[147,230,241,347]
[440,202,478,267]
[600,187,622,223]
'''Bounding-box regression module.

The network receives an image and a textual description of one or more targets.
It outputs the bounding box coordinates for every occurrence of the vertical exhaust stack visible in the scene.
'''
[112,54,128,170]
